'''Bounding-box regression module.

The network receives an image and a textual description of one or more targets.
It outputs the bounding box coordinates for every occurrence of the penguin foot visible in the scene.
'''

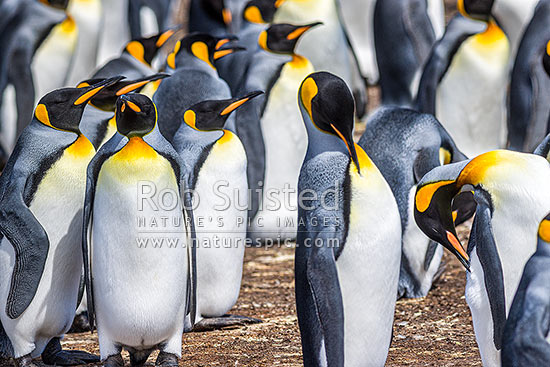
[68,312,91,333]
[13,354,39,367]
[129,350,151,367]
[192,314,262,332]
[41,337,99,365]
[155,352,178,367]
[104,354,124,367]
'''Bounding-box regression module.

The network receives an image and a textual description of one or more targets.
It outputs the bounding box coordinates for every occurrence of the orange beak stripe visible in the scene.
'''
[116,80,150,96]
[121,103,126,112]
[221,98,250,115]
[222,8,232,25]
[74,86,105,105]
[287,26,311,40]
[330,123,352,158]
[216,39,230,50]
[446,231,469,261]
[214,49,234,60]
[156,30,175,47]
[126,101,141,112]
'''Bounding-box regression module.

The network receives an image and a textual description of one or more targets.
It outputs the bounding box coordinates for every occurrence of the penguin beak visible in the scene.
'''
[274,0,285,7]
[115,73,170,96]
[119,95,142,113]
[222,8,233,26]
[215,35,238,50]
[73,76,123,106]
[220,91,264,116]
[214,43,246,60]
[156,28,181,48]
[329,123,361,175]
[286,22,323,40]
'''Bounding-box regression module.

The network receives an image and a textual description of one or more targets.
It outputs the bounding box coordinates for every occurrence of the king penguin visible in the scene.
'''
[0,77,119,367]
[414,149,550,366]
[501,212,550,366]
[82,93,196,367]
[416,12,510,157]
[154,33,243,141]
[128,0,177,40]
[247,22,318,243]
[188,0,233,36]
[96,0,131,66]
[358,107,470,299]
[295,71,401,366]
[273,0,368,118]
[172,91,263,331]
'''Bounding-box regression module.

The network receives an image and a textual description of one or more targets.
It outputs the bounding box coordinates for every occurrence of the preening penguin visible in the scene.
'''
[296,72,401,367]
[154,33,242,142]
[82,94,196,367]
[414,150,550,366]
[501,213,550,366]
[172,92,263,331]
[0,78,119,367]
[416,13,509,157]
[358,107,469,299]
[373,0,440,107]
[247,22,318,243]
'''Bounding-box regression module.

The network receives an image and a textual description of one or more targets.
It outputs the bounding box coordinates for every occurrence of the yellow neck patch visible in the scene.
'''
[126,41,147,64]
[456,150,510,187]
[60,16,77,34]
[244,6,264,23]
[65,134,95,157]
[184,110,198,130]
[474,21,506,45]
[350,143,374,175]
[538,219,550,243]
[416,180,455,213]
[217,130,235,145]
[35,104,54,128]
[114,137,158,162]
[191,41,215,69]
[258,31,268,51]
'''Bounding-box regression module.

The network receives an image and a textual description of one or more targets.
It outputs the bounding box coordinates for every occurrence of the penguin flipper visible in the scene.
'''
[296,229,345,367]
[470,189,507,350]
[534,133,550,160]
[416,15,484,114]
[10,50,35,139]
[0,175,49,319]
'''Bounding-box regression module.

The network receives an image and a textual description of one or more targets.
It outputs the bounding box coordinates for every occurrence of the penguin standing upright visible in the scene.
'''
[247,23,318,243]
[154,33,242,141]
[416,13,510,157]
[373,0,441,106]
[501,212,550,366]
[172,92,263,330]
[128,0,177,39]
[82,94,195,367]
[0,78,119,367]
[358,107,469,299]
[414,149,550,366]
[0,0,66,152]
[65,0,103,85]
[96,0,131,65]
[273,0,367,118]
[295,72,402,366]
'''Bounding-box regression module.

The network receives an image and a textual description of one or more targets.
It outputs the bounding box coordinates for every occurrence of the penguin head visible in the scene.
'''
[124,29,177,66]
[34,77,121,133]
[538,213,550,246]
[77,74,169,112]
[183,91,263,131]
[167,33,243,69]
[39,0,69,10]
[201,0,233,28]
[259,22,321,54]
[115,94,157,138]
[457,0,494,22]
[243,0,278,24]
[543,40,550,77]
[298,72,361,173]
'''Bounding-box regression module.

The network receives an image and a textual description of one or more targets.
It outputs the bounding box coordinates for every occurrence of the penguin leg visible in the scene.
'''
[68,312,90,333]
[104,353,124,367]
[155,351,178,367]
[191,314,262,332]
[13,354,39,367]
[41,337,99,365]
[129,350,151,367]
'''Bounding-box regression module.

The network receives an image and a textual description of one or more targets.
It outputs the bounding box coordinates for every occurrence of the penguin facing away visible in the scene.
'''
[414,150,550,366]
[501,212,550,366]
[172,92,264,331]
[82,94,196,367]
[358,107,469,299]
[416,14,510,157]
[296,72,402,366]
[0,78,120,367]
[247,22,318,243]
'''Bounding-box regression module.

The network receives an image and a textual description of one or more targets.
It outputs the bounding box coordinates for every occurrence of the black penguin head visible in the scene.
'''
[115,94,157,138]
[34,77,121,133]
[167,33,243,69]
[243,0,278,24]
[298,72,360,172]
[201,0,233,27]
[77,74,169,112]
[39,0,69,10]
[458,0,495,22]
[183,91,263,131]
[124,29,176,66]
[259,22,321,54]
[543,40,550,78]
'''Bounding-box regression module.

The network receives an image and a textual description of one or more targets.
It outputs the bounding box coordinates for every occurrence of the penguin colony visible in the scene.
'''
[0,0,550,366]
